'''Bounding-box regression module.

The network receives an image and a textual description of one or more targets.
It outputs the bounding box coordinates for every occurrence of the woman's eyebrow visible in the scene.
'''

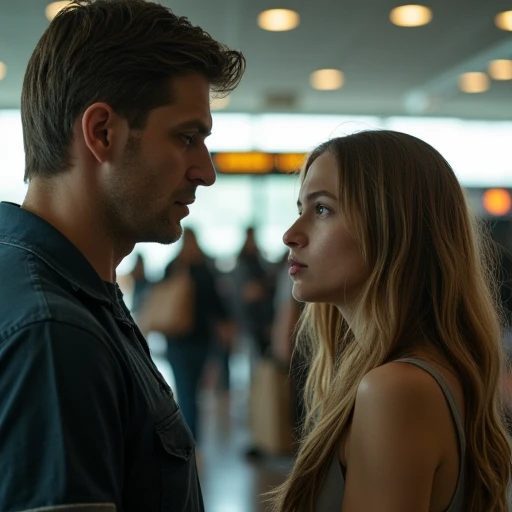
[297,190,338,208]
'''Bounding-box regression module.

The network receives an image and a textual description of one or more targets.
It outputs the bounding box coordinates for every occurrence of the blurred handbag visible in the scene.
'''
[138,268,195,337]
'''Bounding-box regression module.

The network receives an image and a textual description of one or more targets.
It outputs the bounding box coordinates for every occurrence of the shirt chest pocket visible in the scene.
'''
[155,409,199,511]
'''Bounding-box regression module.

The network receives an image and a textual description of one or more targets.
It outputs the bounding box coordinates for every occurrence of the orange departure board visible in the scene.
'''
[211,152,307,174]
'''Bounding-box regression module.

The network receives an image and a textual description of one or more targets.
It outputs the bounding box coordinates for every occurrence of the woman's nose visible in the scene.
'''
[283,222,306,248]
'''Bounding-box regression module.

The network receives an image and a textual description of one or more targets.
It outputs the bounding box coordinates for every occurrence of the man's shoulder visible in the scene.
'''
[0,243,102,340]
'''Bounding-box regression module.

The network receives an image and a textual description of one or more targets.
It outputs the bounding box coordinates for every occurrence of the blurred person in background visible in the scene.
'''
[129,253,150,316]
[234,227,276,458]
[163,228,234,443]
[271,131,511,511]
[0,0,245,511]
[235,226,275,358]
[270,252,306,445]
[117,252,150,315]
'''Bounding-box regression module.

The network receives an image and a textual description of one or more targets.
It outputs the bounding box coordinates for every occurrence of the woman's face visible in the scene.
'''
[283,152,369,308]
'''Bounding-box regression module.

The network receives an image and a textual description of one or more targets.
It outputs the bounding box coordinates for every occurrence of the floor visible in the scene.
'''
[150,333,293,512]
[198,390,292,512]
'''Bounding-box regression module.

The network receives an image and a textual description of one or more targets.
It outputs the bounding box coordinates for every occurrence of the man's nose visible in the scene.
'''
[187,148,216,187]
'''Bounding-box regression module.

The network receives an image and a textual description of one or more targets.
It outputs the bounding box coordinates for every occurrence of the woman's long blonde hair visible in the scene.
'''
[269,130,511,511]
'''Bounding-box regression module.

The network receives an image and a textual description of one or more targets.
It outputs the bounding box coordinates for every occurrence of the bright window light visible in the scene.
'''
[253,114,382,152]
[211,96,230,110]
[207,114,252,151]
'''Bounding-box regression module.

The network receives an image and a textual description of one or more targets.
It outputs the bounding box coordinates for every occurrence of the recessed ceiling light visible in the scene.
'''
[495,11,512,31]
[257,9,300,32]
[45,1,72,21]
[211,96,230,110]
[390,5,433,27]
[458,72,490,93]
[310,69,344,91]
[0,62,6,81]
[488,60,512,81]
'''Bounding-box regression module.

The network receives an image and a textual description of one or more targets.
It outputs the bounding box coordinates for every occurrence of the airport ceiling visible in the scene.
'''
[0,0,511,120]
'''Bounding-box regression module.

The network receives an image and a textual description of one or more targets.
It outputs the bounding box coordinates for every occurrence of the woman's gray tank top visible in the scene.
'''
[315,358,466,511]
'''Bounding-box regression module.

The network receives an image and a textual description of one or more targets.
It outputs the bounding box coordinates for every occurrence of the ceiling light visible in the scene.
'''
[258,9,300,32]
[0,62,6,81]
[211,96,230,110]
[488,59,512,80]
[390,5,433,27]
[495,11,512,31]
[45,1,72,21]
[458,72,490,93]
[310,69,344,91]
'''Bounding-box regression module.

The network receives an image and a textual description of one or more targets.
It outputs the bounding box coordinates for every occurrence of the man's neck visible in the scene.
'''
[22,175,128,283]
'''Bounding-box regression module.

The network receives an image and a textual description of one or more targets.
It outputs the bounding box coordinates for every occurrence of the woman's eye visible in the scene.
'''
[316,204,330,216]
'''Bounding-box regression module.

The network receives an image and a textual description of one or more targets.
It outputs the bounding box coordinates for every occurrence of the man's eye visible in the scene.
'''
[181,134,196,145]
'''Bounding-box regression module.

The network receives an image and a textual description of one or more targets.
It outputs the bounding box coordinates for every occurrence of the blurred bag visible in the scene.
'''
[138,269,195,337]
[250,357,295,455]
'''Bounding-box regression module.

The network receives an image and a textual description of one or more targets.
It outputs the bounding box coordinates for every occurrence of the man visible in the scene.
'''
[0,1,245,511]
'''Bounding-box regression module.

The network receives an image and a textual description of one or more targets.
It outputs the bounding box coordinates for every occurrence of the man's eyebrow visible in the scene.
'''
[173,119,212,136]
[297,190,338,207]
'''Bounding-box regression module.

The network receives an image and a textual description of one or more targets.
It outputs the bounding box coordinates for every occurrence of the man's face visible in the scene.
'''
[103,73,215,245]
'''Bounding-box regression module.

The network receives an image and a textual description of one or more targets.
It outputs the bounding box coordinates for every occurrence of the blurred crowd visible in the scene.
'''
[118,221,512,451]
[118,226,302,454]
[119,220,512,450]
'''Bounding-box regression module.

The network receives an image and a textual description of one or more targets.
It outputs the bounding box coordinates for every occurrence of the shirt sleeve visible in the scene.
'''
[0,320,128,512]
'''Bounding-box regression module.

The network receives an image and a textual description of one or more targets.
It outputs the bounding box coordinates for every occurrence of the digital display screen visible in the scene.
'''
[211,152,307,174]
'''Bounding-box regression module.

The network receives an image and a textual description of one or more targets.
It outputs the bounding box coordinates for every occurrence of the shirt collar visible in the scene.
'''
[0,201,115,305]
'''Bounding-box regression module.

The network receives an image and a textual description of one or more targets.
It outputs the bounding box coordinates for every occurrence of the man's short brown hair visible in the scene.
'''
[21,0,246,181]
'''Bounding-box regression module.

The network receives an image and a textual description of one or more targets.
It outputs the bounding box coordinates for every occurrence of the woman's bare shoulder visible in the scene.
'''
[357,360,447,404]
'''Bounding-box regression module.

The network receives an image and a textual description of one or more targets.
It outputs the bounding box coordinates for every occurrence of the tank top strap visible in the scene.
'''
[393,358,466,511]
[393,358,466,452]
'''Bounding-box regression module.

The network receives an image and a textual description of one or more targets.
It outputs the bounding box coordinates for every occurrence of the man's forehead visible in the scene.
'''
[147,102,212,132]
[170,100,212,131]
[173,116,212,135]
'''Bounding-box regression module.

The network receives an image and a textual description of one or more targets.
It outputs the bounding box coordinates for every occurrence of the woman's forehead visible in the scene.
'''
[301,153,339,193]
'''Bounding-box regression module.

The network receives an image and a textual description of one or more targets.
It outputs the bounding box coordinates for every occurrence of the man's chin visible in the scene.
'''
[138,224,182,245]
[158,229,182,245]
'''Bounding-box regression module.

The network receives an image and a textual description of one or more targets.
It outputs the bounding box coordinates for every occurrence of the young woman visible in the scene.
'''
[271,130,511,511]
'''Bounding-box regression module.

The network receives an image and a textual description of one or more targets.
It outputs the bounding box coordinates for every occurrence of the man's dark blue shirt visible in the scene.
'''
[0,202,204,512]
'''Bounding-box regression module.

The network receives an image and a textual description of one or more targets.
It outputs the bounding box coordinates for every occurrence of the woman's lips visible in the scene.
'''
[289,258,307,276]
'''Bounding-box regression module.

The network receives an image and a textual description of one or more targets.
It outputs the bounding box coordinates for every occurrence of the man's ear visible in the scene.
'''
[81,103,126,164]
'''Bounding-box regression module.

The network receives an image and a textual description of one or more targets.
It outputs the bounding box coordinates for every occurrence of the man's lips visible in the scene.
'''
[175,198,195,206]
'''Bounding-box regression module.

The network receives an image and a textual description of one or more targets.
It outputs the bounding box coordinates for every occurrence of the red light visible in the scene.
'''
[482,189,512,216]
